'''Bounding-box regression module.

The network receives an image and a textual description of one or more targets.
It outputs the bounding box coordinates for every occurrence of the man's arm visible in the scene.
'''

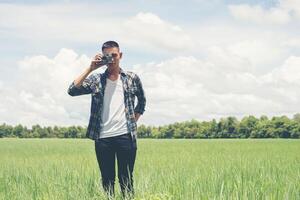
[67,53,106,96]
[134,74,146,121]
[67,67,94,96]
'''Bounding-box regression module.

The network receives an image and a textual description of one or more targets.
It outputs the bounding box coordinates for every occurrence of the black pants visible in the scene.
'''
[95,133,137,199]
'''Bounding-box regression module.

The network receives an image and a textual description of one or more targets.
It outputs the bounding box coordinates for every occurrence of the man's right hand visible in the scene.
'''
[89,53,105,71]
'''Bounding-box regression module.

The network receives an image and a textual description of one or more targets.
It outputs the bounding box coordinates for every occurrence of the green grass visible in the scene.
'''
[0,138,299,200]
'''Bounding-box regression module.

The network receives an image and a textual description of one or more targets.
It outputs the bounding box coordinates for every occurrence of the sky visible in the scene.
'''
[0,0,300,128]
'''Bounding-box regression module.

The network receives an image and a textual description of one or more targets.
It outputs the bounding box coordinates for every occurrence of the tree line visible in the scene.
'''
[1,114,300,139]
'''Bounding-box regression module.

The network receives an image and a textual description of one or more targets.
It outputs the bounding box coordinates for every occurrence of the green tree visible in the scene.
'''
[293,113,300,123]
[271,116,291,138]
[238,115,259,138]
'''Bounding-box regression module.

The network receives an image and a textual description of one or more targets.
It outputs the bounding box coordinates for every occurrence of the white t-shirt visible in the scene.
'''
[99,75,128,138]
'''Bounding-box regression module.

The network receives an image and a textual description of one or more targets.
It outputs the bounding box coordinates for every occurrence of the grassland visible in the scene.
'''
[0,138,299,200]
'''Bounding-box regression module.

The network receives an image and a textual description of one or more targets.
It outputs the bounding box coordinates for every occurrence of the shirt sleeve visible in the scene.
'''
[67,73,95,96]
[133,74,146,115]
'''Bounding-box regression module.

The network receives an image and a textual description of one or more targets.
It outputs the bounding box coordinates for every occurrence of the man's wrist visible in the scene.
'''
[87,66,93,73]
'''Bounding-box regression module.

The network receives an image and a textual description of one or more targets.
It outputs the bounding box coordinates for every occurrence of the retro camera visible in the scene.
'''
[99,54,114,65]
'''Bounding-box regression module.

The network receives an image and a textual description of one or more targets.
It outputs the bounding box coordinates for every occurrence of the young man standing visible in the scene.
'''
[67,41,146,199]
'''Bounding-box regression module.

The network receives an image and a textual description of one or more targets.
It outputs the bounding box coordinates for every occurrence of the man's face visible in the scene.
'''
[102,47,122,68]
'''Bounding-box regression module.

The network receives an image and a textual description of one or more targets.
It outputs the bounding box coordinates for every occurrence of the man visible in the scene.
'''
[67,41,146,199]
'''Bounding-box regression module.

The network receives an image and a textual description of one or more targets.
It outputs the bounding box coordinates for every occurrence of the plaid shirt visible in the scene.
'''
[67,67,146,147]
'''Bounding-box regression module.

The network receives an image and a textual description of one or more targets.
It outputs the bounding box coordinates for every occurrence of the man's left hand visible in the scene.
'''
[134,112,141,122]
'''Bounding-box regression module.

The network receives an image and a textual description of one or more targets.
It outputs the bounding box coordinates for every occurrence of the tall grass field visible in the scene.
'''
[0,138,299,200]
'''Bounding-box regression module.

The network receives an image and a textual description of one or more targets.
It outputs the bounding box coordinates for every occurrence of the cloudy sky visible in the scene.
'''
[0,0,300,128]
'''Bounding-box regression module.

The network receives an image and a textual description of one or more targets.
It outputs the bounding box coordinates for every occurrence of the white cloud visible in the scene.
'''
[228,0,300,25]
[265,56,300,84]
[1,47,300,127]
[280,0,300,19]
[0,3,192,53]
[1,48,101,127]
[121,12,192,51]
[227,40,284,68]
[132,53,300,125]
[0,3,122,43]
[228,4,291,25]
[282,38,300,47]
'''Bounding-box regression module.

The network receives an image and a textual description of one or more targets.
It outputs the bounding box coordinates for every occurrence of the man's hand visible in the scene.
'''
[134,112,141,122]
[89,53,105,71]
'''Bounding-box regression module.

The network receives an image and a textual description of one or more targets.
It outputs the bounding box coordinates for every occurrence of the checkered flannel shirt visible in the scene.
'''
[67,67,146,144]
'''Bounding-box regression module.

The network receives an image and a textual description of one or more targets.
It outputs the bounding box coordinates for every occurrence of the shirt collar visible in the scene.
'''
[104,67,126,78]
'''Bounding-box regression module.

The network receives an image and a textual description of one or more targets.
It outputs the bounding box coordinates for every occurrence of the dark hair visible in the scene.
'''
[101,41,119,51]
